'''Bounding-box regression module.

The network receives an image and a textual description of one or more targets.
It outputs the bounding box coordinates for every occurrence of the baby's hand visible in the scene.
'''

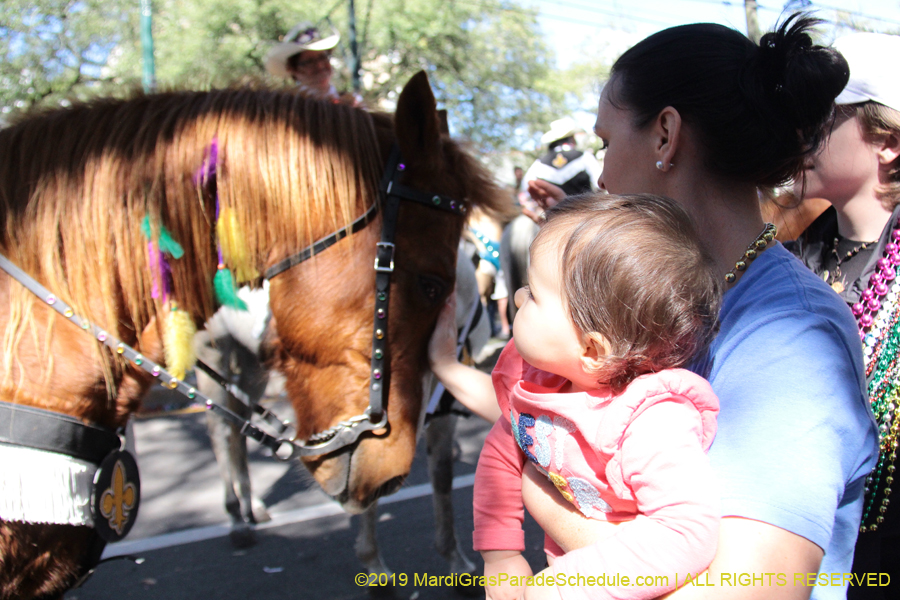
[482,550,532,600]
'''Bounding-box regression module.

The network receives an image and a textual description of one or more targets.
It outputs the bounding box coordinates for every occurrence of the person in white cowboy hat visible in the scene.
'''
[265,22,359,105]
[522,117,602,203]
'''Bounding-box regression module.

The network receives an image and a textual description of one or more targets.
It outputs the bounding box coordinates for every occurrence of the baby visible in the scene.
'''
[430,193,722,600]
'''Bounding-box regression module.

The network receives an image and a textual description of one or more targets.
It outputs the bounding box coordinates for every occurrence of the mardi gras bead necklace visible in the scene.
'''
[723,223,777,285]
[853,222,900,533]
[826,236,876,294]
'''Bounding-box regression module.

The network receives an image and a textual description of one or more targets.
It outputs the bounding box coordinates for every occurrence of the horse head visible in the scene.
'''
[264,72,504,512]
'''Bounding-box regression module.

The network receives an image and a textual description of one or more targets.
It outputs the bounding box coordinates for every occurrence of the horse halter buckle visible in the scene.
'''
[374,242,395,273]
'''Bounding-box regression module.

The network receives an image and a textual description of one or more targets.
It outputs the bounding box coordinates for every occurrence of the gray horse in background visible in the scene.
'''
[500,214,539,323]
[194,284,274,548]
[196,245,490,576]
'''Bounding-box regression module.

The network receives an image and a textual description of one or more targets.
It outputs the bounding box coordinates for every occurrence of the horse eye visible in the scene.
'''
[418,276,447,304]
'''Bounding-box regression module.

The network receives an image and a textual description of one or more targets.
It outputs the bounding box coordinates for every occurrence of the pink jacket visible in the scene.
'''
[474,342,720,600]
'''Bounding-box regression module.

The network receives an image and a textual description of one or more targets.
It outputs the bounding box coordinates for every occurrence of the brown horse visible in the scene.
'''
[0,72,505,599]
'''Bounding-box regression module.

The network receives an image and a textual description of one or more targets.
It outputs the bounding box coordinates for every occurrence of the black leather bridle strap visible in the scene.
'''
[194,359,290,434]
[368,196,399,419]
[366,146,403,418]
[367,147,466,418]
[265,202,378,280]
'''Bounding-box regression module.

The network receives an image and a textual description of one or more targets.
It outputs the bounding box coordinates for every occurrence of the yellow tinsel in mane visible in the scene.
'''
[162,302,196,381]
[217,207,259,284]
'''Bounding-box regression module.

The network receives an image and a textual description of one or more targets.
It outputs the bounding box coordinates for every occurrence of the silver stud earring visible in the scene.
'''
[656,161,664,170]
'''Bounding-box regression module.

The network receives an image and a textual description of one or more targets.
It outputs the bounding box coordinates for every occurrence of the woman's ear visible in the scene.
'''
[580,331,611,372]
[654,106,681,172]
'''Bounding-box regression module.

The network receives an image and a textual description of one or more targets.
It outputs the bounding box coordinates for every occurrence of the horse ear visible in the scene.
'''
[395,71,442,164]
[437,110,449,135]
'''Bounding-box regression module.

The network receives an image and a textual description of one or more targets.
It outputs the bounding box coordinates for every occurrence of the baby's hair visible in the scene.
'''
[533,193,721,392]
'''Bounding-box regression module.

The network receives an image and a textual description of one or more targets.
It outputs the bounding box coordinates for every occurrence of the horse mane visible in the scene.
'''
[0,88,382,382]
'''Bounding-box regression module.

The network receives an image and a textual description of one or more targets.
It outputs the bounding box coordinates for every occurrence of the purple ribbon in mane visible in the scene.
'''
[148,241,172,302]
[193,138,225,266]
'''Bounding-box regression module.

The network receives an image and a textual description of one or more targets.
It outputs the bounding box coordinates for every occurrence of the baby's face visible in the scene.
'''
[512,234,598,391]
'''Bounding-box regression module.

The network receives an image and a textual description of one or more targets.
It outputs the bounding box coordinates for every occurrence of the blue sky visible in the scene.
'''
[522,0,900,68]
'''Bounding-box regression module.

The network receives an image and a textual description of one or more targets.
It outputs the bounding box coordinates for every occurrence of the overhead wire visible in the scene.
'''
[487,0,900,33]
[807,1,900,28]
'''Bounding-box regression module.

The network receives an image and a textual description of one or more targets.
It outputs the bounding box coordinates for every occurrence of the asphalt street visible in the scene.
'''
[63,338,547,600]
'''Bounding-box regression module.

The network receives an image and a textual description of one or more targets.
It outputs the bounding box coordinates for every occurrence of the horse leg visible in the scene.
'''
[196,330,258,548]
[354,501,393,578]
[232,340,271,525]
[425,412,476,576]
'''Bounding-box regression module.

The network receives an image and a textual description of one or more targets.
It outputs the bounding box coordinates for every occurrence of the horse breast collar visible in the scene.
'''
[266,144,466,454]
[0,399,140,542]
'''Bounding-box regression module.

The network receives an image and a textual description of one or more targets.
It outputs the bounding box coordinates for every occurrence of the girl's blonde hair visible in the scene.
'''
[856,102,900,209]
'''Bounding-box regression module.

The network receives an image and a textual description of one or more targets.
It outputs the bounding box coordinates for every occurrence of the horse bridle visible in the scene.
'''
[261,144,466,456]
[0,144,465,462]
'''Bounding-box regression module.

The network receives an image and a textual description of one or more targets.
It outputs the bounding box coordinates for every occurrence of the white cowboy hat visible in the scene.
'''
[540,117,581,146]
[834,32,900,113]
[265,23,341,79]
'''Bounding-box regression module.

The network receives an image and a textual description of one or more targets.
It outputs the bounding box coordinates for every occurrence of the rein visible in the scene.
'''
[0,144,464,463]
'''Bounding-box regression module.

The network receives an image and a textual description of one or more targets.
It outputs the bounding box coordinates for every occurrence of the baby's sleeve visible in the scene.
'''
[473,416,528,551]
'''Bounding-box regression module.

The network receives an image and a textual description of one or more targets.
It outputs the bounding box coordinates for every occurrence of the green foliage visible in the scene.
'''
[0,0,135,116]
[354,0,563,151]
[0,0,607,153]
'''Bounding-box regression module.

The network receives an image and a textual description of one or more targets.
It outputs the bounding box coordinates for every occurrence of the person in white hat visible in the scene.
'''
[265,22,359,105]
[521,117,602,206]
[788,31,900,599]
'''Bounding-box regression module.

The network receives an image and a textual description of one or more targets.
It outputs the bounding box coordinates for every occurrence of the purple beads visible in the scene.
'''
[853,303,865,317]
[861,314,875,328]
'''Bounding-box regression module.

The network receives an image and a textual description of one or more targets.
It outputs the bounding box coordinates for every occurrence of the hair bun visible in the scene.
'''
[751,14,849,132]
[609,14,849,186]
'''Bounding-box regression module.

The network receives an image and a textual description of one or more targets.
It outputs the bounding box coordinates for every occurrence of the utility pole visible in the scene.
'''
[348,0,361,92]
[744,0,761,43]
[140,0,156,93]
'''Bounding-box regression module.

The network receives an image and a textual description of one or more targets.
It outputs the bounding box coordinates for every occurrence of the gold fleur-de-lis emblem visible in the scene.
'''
[100,459,137,535]
[551,153,568,168]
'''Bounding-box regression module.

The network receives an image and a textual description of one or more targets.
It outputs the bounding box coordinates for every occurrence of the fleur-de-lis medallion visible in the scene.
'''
[92,449,141,542]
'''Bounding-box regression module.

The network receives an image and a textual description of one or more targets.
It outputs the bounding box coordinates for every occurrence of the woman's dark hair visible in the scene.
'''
[608,14,849,187]
[533,193,721,393]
